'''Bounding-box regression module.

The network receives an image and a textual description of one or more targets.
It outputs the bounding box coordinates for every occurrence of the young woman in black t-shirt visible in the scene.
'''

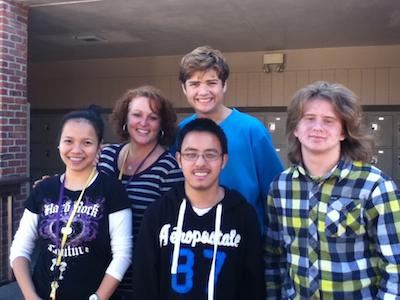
[10,107,132,300]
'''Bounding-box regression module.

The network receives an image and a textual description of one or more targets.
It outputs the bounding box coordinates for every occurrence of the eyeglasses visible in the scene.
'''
[180,151,222,162]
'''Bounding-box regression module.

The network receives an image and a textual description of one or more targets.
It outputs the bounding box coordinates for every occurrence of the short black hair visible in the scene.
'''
[59,105,104,143]
[176,118,228,154]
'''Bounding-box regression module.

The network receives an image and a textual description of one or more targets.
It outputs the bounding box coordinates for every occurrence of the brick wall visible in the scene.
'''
[0,0,28,284]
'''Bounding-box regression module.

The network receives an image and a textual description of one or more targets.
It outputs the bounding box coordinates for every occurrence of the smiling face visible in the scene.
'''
[177,131,227,193]
[58,119,100,176]
[294,98,345,161]
[126,96,161,146]
[182,69,227,118]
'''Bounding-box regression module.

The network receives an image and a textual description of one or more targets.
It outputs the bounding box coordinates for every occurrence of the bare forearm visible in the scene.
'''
[95,274,120,300]
[12,257,42,300]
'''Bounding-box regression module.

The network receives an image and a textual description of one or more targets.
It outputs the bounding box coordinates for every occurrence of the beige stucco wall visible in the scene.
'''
[28,44,400,109]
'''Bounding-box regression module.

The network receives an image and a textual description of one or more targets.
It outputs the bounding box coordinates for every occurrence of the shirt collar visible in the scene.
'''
[292,157,352,182]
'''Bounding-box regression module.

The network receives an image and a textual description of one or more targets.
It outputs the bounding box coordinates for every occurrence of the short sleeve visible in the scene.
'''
[24,188,41,214]
[24,176,59,214]
[103,173,130,213]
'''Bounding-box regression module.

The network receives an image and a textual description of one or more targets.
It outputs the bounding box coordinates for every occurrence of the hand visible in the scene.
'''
[33,175,52,188]
[26,292,43,300]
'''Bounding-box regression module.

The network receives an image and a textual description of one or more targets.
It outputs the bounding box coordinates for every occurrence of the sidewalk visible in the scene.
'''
[0,282,23,300]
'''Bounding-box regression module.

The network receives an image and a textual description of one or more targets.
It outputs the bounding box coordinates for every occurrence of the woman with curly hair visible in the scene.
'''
[98,85,183,298]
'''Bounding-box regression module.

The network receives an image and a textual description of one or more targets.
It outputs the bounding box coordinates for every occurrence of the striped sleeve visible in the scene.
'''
[98,144,120,176]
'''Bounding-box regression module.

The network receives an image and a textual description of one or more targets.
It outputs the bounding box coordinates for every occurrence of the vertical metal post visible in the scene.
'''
[7,194,13,280]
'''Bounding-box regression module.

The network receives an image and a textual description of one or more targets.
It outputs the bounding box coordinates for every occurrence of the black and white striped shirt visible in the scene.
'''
[98,143,184,239]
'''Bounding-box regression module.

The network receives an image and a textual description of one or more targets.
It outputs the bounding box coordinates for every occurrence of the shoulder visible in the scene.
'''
[346,160,396,188]
[156,151,180,169]
[100,143,123,157]
[224,187,254,213]
[95,172,127,197]
[225,187,246,201]
[29,175,60,200]
[160,182,183,205]
[178,114,196,128]
[145,183,182,216]
[349,160,384,175]
[268,167,296,191]
[34,175,60,191]
[99,143,123,166]
[99,144,124,174]
[338,160,400,207]
[96,171,124,189]
[278,166,296,178]
[25,175,60,211]
[223,188,261,227]
[223,109,268,137]
[229,109,265,128]
[96,172,130,209]
[147,152,182,182]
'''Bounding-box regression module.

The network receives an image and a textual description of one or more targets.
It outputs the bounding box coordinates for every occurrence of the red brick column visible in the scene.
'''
[0,0,28,283]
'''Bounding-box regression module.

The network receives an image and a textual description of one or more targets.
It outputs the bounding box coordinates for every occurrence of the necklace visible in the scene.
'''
[118,143,158,184]
[50,168,97,300]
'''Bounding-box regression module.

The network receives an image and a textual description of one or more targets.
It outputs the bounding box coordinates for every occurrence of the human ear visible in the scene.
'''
[176,152,182,168]
[221,154,228,169]
[293,128,298,138]
[181,83,187,95]
[222,81,227,93]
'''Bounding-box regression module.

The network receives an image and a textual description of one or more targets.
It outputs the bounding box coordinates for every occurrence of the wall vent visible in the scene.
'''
[74,34,107,42]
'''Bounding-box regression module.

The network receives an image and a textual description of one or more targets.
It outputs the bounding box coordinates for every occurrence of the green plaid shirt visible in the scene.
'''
[265,158,400,299]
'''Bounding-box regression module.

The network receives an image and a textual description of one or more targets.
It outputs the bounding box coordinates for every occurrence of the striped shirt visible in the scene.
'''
[265,158,400,299]
[98,143,184,238]
[98,143,184,293]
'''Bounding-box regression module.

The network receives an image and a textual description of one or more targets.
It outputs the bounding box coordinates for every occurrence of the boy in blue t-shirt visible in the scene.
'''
[177,45,283,230]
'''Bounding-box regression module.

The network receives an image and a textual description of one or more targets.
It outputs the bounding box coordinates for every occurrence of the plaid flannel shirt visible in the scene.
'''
[265,158,400,299]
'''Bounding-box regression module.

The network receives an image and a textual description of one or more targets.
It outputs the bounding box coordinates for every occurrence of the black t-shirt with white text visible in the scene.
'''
[26,172,130,300]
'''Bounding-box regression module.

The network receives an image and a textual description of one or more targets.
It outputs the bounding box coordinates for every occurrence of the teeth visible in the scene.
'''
[197,98,211,103]
[69,157,83,161]
[137,129,149,134]
[194,172,208,176]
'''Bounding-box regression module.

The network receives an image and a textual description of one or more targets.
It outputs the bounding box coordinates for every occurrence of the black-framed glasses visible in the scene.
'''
[181,151,222,162]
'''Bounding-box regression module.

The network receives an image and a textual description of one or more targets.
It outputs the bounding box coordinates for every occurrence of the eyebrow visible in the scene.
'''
[130,109,159,115]
[61,135,95,140]
[186,79,219,84]
[303,113,337,119]
[182,147,219,152]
